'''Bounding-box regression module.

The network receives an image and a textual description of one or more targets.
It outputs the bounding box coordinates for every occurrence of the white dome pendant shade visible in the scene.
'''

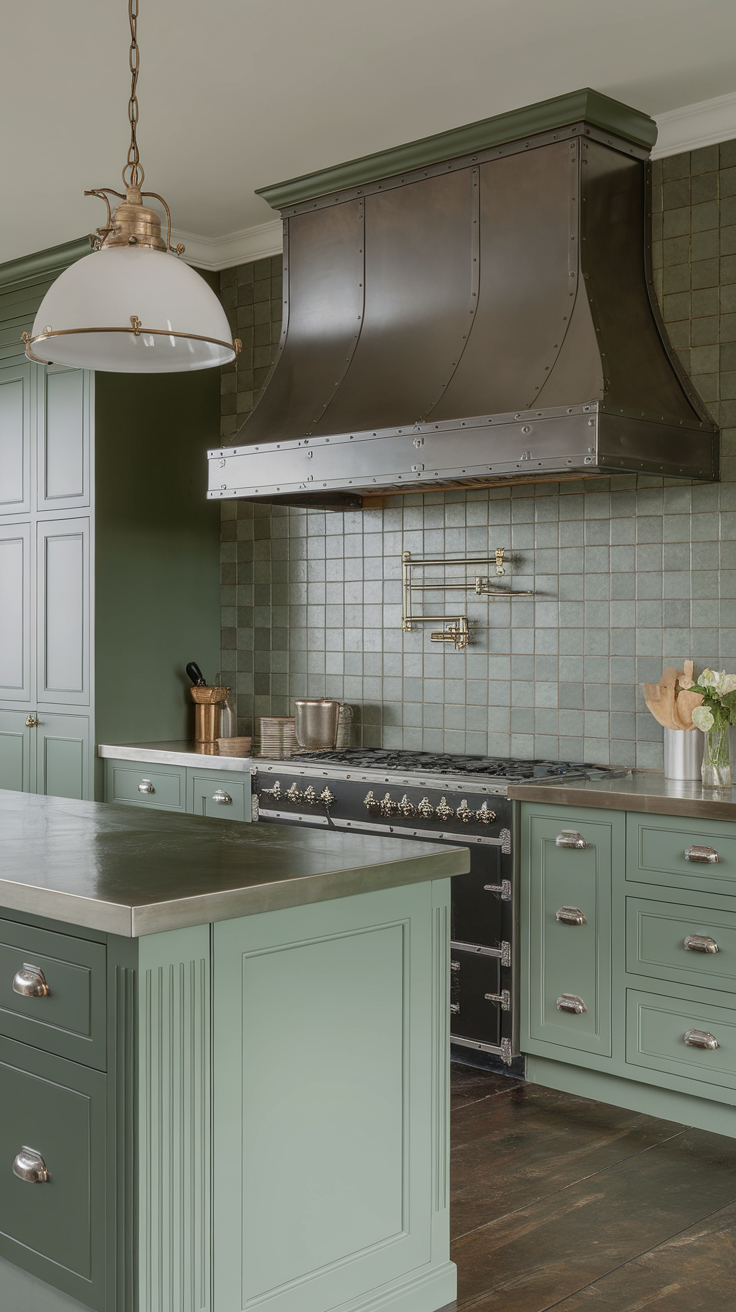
[22,0,240,375]
[26,245,238,373]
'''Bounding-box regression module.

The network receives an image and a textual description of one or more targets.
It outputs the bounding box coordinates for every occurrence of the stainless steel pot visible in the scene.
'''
[294,699,340,750]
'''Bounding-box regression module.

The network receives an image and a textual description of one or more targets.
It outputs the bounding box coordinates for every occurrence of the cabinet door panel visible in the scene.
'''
[39,368,91,511]
[189,769,252,821]
[0,523,31,701]
[37,517,90,705]
[0,364,31,515]
[523,807,616,1058]
[0,709,31,793]
[0,1034,105,1310]
[35,712,90,801]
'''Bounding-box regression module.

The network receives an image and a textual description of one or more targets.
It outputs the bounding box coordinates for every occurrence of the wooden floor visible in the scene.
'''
[450,1064,736,1311]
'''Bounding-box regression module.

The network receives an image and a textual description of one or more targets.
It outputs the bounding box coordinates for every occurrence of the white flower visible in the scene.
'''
[692,705,715,732]
[699,668,736,696]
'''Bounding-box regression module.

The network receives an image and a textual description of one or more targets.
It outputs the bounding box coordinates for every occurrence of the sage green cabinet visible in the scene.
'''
[0,709,31,792]
[0,1033,106,1309]
[103,757,254,821]
[521,800,736,1135]
[0,240,223,803]
[524,808,618,1059]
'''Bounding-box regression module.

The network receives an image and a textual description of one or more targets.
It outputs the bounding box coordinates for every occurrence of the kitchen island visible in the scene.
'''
[0,791,467,1312]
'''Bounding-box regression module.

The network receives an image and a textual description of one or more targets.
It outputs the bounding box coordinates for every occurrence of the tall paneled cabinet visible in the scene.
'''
[0,239,222,801]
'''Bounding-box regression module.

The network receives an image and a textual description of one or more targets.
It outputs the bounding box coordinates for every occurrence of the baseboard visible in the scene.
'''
[334,1262,457,1312]
[526,1055,736,1138]
[0,1255,91,1312]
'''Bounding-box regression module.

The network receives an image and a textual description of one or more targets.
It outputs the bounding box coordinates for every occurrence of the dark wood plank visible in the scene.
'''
[450,1063,517,1111]
[452,1082,684,1240]
[452,1127,736,1312]
[549,1200,736,1311]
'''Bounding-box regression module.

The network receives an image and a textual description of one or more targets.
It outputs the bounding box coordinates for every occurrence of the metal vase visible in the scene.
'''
[663,727,704,781]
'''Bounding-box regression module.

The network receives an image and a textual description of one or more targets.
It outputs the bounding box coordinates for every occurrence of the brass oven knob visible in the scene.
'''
[456,800,473,823]
[364,790,380,814]
[13,964,51,997]
[260,781,281,801]
[13,1147,50,1183]
[436,797,454,822]
[417,796,435,819]
[380,792,399,817]
[475,803,496,824]
[285,783,303,804]
[399,794,415,817]
[320,786,336,807]
[303,786,317,806]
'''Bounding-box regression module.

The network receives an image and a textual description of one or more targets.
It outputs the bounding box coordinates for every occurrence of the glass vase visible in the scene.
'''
[701,722,731,789]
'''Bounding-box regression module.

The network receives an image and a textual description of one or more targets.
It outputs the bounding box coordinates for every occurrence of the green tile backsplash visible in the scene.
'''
[218,143,736,770]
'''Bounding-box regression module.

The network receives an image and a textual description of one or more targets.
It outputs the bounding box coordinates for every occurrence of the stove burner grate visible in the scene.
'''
[291,748,614,781]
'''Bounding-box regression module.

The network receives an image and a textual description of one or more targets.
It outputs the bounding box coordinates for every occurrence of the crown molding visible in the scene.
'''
[171,219,283,271]
[652,90,736,159]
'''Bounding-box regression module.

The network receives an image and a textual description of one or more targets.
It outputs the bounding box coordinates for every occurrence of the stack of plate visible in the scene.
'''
[259,717,297,759]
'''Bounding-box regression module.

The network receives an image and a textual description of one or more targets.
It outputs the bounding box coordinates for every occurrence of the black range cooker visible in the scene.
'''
[253,750,623,1068]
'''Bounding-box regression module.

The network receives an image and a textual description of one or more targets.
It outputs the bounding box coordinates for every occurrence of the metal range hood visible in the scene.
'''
[208,89,718,509]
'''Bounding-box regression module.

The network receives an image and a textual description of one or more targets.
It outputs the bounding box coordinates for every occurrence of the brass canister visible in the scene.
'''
[190,686,229,743]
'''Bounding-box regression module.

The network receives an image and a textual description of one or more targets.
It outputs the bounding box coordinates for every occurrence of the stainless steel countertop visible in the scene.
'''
[98,741,256,771]
[0,792,467,939]
[509,772,736,821]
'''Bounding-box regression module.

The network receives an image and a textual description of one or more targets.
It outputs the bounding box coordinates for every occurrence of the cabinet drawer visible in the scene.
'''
[0,1034,106,1309]
[189,769,252,822]
[524,809,615,1058]
[0,919,106,1070]
[627,987,736,1093]
[627,815,736,896]
[107,761,185,810]
[627,896,736,997]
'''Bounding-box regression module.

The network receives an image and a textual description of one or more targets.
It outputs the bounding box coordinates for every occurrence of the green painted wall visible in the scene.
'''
[94,368,222,746]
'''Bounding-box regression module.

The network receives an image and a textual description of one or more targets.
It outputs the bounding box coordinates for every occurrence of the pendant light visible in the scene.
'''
[22,0,240,374]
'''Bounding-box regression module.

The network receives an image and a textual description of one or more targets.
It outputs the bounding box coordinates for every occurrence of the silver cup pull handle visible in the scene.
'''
[212,789,232,804]
[685,844,719,863]
[555,830,588,849]
[138,779,155,794]
[556,906,587,926]
[13,964,50,997]
[556,993,587,1014]
[684,933,719,954]
[13,1147,50,1183]
[684,1028,719,1050]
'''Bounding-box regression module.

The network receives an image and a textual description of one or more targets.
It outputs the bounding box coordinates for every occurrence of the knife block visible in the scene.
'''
[190,686,229,743]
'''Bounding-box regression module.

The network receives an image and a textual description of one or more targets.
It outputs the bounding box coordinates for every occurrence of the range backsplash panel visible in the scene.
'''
[218,140,736,771]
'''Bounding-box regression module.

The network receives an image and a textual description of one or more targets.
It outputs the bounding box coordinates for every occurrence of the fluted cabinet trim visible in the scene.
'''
[138,926,211,1312]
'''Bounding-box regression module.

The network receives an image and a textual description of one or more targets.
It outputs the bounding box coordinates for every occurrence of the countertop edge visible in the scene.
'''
[98,743,256,772]
[508,781,736,821]
[0,847,468,939]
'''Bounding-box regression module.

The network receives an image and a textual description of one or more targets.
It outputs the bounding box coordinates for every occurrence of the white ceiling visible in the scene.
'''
[4,0,736,268]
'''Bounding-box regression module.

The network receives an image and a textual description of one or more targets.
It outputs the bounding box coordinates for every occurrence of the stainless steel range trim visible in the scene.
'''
[258,809,505,846]
[451,1035,514,1066]
[254,759,588,797]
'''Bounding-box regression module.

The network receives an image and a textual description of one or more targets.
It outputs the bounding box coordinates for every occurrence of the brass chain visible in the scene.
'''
[123,0,144,188]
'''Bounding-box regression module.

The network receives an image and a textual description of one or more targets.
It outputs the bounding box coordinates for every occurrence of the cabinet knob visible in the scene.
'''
[555,830,588,849]
[556,906,587,926]
[12,963,50,997]
[685,845,719,863]
[25,715,37,728]
[556,993,587,1014]
[13,1147,50,1183]
[683,1028,719,1050]
[212,789,232,804]
[684,933,719,954]
[138,779,155,794]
